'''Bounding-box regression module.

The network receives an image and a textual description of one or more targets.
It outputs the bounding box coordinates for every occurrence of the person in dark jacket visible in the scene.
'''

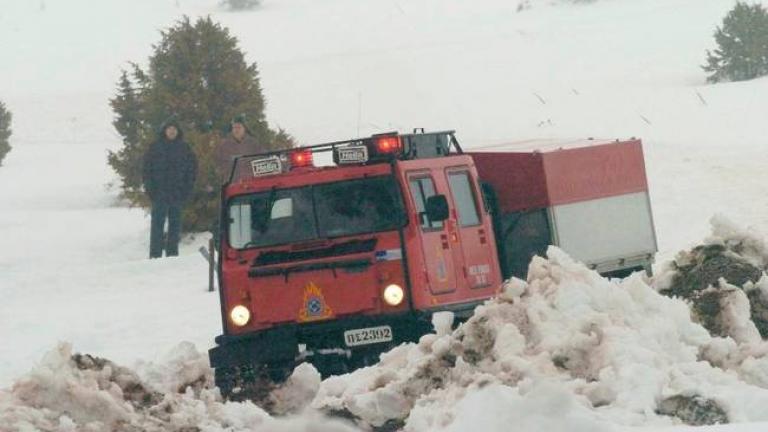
[142,121,197,258]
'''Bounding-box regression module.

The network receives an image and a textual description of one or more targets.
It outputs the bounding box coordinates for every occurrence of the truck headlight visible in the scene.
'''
[230,305,251,327]
[383,284,404,306]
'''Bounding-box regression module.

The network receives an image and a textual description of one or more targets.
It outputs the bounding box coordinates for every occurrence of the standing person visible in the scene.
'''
[142,120,197,258]
[209,115,262,244]
[214,115,260,184]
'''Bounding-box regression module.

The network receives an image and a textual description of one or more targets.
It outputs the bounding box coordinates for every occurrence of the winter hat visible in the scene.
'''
[159,116,184,140]
[231,113,247,125]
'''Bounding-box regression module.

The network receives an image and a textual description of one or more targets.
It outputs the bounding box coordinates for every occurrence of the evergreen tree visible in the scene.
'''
[109,67,152,205]
[109,17,293,232]
[704,2,768,83]
[0,100,12,166]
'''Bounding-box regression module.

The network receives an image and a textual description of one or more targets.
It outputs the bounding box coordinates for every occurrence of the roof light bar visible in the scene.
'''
[230,130,460,182]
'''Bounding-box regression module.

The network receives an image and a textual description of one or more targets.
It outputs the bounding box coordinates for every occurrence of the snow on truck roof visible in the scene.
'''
[467,138,639,153]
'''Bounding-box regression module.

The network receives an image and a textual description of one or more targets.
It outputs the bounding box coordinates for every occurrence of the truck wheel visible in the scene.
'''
[214,362,295,403]
[266,364,295,382]
[214,366,237,399]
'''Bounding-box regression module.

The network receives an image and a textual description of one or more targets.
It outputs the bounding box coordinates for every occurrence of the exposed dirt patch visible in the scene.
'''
[664,244,762,299]
[456,316,496,365]
[657,395,729,426]
[747,289,768,337]
[72,352,164,409]
[372,418,406,432]
[661,243,768,338]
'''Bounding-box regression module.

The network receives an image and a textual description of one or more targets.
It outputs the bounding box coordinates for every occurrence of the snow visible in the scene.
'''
[0,342,354,431]
[4,0,768,430]
[431,312,455,337]
[309,247,768,430]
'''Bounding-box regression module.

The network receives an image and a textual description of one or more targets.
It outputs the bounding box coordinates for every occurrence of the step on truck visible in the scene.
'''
[209,130,657,399]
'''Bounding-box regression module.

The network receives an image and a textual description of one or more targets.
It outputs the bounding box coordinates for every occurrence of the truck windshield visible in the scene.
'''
[228,176,405,249]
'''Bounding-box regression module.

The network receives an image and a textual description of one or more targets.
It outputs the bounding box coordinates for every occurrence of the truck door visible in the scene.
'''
[445,168,498,289]
[407,173,457,294]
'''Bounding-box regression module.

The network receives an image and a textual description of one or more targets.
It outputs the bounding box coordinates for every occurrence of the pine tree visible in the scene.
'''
[109,67,152,205]
[109,17,293,231]
[0,100,12,166]
[703,2,768,83]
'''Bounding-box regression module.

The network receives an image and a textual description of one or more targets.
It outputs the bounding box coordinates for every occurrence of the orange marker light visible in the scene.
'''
[290,150,314,168]
[374,136,402,154]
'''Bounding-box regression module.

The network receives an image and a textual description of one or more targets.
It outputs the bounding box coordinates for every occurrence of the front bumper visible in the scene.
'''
[209,311,433,369]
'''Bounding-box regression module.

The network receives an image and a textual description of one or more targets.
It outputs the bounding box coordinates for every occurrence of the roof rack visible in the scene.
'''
[228,130,462,184]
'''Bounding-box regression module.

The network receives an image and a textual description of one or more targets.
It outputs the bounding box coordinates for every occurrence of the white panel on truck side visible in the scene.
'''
[549,192,657,269]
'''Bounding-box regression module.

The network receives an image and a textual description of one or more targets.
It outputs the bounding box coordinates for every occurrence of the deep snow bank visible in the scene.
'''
[0,343,353,432]
[9,221,768,431]
[312,246,768,431]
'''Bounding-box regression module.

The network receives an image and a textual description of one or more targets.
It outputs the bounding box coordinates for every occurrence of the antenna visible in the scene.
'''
[356,91,362,137]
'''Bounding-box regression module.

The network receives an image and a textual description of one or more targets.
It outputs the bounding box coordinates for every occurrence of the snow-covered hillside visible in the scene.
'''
[3,0,768,431]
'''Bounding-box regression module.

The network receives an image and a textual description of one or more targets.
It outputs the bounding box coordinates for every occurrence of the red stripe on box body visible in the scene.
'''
[469,139,648,213]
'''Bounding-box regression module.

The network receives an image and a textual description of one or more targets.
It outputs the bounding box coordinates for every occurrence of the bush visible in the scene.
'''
[109,16,293,232]
[0,100,11,166]
[220,0,260,11]
[703,2,768,83]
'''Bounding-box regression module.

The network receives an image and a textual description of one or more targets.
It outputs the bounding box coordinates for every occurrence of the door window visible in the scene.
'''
[408,176,444,230]
[448,171,481,227]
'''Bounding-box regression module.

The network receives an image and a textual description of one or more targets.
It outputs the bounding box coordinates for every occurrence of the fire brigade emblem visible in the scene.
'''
[299,282,333,322]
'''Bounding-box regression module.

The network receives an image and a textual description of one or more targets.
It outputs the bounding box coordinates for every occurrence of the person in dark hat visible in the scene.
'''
[214,115,261,184]
[142,120,197,258]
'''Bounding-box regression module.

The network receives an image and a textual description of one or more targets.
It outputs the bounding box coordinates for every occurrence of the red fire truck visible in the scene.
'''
[209,130,657,399]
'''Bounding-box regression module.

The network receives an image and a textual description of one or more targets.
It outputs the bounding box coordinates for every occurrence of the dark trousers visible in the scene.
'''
[150,202,183,258]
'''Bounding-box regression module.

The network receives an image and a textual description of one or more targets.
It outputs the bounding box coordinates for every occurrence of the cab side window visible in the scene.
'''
[448,171,481,227]
[408,176,444,230]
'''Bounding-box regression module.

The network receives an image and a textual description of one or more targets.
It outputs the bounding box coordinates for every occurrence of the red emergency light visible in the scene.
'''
[374,135,402,154]
[290,149,314,168]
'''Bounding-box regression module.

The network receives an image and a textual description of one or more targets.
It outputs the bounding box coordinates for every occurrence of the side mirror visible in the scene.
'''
[425,195,449,222]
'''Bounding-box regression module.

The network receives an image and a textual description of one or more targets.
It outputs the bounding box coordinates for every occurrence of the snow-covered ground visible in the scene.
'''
[3,0,768,430]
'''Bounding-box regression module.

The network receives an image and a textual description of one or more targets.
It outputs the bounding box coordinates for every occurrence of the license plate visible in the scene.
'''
[343,326,393,347]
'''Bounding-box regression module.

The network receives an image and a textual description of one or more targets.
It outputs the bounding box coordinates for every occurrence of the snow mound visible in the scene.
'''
[11,229,768,431]
[657,216,768,340]
[0,343,355,432]
[312,247,768,431]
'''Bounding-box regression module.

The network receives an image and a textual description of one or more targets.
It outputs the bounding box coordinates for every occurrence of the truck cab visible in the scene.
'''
[210,131,501,398]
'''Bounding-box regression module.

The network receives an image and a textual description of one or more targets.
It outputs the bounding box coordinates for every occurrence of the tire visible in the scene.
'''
[214,361,294,402]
